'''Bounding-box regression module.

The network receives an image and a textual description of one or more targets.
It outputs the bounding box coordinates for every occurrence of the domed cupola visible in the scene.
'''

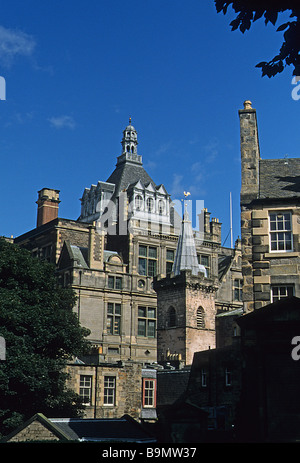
[121,117,138,155]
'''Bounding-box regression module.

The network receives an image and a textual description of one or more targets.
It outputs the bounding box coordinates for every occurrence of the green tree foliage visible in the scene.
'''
[214,1,300,77]
[0,238,90,437]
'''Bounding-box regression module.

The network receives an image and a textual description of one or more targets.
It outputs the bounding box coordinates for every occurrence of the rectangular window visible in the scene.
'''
[166,249,175,274]
[107,302,121,335]
[108,276,122,290]
[143,378,156,408]
[138,245,157,277]
[138,306,156,338]
[225,368,231,387]
[269,212,292,252]
[79,375,92,405]
[104,376,116,406]
[271,285,294,302]
[233,279,243,301]
[197,254,210,277]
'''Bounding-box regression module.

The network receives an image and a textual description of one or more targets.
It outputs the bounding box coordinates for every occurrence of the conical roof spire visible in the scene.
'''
[172,203,207,277]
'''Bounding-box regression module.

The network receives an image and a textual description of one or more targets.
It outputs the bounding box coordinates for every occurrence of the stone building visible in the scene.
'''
[15,120,242,363]
[154,205,219,365]
[13,119,242,419]
[161,296,300,442]
[239,100,300,312]
[65,359,157,422]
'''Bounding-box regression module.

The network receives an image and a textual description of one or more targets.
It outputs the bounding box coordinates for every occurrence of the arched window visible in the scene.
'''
[197,307,205,329]
[168,306,176,327]
[135,195,143,211]
[146,197,154,212]
[158,199,165,214]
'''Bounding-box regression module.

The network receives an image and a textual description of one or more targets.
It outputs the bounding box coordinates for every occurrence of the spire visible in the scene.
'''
[121,117,138,156]
[172,203,207,277]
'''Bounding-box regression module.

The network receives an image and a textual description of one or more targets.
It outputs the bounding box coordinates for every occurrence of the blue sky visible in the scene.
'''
[0,1,299,246]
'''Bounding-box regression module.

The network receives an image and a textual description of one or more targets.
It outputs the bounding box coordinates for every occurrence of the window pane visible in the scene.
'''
[146,197,154,212]
[148,259,157,277]
[138,306,146,317]
[80,375,92,405]
[138,258,146,275]
[148,308,156,318]
[107,316,113,334]
[104,376,115,405]
[201,255,209,267]
[108,276,114,288]
[148,320,156,337]
[148,247,157,258]
[166,249,174,261]
[115,277,122,289]
[143,379,155,407]
[115,303,121,315]
[138,319,146,336]
[139,245,147,257]
[107,303,114,314]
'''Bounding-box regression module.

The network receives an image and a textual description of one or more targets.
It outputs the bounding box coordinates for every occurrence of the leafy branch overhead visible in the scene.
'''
[214,1,300,77]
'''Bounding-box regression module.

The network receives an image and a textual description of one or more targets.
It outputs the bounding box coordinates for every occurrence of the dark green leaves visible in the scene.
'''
[0,238,90,437]
[214,1,300,77]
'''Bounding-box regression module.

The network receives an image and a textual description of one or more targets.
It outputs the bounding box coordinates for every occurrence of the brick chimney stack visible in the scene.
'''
[36,188,60,227]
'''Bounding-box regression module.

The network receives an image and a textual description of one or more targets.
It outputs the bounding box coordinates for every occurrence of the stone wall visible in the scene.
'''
[7,419,60,442]
[155,271,218,365]
[66,361,143,420]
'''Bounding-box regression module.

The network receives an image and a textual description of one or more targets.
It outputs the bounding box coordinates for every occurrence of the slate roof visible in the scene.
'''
[106,161,156,198]
[50,415,156,442]
[1,413,157,443]
[259,158,300,199]
[70,244,89,268]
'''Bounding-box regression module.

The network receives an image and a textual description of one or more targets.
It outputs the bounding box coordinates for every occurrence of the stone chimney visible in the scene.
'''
[239,100,260,205]
[36,188,60,227]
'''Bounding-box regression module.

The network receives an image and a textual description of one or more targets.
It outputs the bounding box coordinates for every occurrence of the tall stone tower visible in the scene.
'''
[239,100,261,312]
[153,204,218,365]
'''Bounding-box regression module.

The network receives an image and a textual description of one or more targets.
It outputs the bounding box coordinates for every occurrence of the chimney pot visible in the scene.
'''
[36,188,60,227]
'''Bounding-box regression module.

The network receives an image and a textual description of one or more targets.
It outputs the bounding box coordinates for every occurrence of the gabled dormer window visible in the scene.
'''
[146,197,154,212]
[135,195,143,211]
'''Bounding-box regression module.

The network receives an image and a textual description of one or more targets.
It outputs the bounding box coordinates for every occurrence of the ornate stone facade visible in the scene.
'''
[14,119,243,418]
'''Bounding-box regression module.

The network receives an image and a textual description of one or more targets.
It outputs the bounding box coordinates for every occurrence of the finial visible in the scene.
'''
[243,100,252,110]
[129,116,132,125]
